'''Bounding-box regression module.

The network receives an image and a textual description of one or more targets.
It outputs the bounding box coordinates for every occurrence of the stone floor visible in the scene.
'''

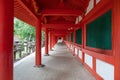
[14,42,96,80]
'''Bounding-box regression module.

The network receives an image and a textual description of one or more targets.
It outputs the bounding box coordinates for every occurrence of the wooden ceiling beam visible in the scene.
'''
[41,9,82,16]
[14,0,37,20]
[42,24,75,29]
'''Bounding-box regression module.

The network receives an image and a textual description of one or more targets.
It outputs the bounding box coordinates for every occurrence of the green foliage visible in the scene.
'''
[14,18,45,42]
[14,18,35,41]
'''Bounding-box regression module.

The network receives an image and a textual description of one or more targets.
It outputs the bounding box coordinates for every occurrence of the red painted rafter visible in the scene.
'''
[42,24,76,30]
[51,31,73,36]
[41,9,82,16]
[15,0,37,19]
[14,0,37,26]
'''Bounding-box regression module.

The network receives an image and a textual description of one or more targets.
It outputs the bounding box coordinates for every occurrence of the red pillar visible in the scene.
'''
[50,31,52,50]
[94,0,96,7]
[45,29,49,56]
[55,36,57,44]
[65,35,68,41]
[74,30,76,43]
[69,34,71,42]
[82,24,86,63]
[55,36,57,45]
[112,0,120,80]
[0,0,13,80]
[35,20,43,67]
[51,34,54,48]
[48,31,50,51]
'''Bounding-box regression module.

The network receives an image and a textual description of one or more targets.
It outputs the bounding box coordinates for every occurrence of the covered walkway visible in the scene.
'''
[0,0,120,80]
[14,42,96,80]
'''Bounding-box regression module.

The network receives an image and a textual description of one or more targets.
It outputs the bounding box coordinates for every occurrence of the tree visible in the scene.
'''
[14,18,35,41]
[14,18,45,45]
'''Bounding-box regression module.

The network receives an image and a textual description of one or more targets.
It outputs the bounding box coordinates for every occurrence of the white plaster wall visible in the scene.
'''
[75,17,79,24]
[85,53,93,68]
[96,59,114,80]
[78,16,82,22]
[75,48,78,55]
[96,0,101,4]
[72,46,74,51]
[85,0,94,15]
[70,45,72,49]
[78,50,82,59]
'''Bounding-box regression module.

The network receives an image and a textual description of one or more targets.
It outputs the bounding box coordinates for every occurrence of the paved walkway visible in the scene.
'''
[14,42,96,80]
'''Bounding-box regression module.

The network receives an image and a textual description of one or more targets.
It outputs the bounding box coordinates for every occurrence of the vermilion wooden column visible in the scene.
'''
[74,30,76,43]
[52,35,55,48]
[94,0,96,7]
[65,35,67,41]
[55,36,57,44]
[0,0,13,80]
[82,24,86,63]
[45,29,49,56]
[48,31,50,51]
[35,20,43,67]
[112,0,120,80]
[50,31,52,50]
[69,34,71,42]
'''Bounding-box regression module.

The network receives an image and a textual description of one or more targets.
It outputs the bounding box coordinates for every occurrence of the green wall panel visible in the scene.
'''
[76,28,82,44]
[86,10,112,50]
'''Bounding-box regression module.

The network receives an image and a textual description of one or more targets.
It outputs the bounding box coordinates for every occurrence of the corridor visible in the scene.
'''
[14,42,96,80]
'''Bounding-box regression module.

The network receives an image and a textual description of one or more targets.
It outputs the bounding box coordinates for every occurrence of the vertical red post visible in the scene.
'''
[65,35,67,41]
[112,0,120,80]
[94,0,96,7]
[0,0,13,80]
[55,36,57,44]
[93,57,96,72]
[74,30,76,43]
[52,35,55,48]
[45,28,49,56]
[69,34,71,42]
[82,23,86,63]
[65,36,67,41]
[50,31,52,50]
[35,19,42,66]
[67,34,69,41]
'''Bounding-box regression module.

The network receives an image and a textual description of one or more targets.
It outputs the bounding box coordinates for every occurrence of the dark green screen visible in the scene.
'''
[76,28,82,44]
[86,10,112,50]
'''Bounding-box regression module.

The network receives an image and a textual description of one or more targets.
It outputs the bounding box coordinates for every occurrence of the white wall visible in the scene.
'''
[85,0,94,15]
[78,16,82,22]
[85,53,93,68]
[96,0,101,4]
[96,59,114,80]
[79,50,82,59]
[75,17,79,24]
[70,45,72,49]
[75,48,78,55]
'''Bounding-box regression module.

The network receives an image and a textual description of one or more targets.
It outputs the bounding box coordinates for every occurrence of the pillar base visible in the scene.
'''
[73,54,75,56]
[44,54,50,56]
[34,64,45,68]
[51,49,54,51]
